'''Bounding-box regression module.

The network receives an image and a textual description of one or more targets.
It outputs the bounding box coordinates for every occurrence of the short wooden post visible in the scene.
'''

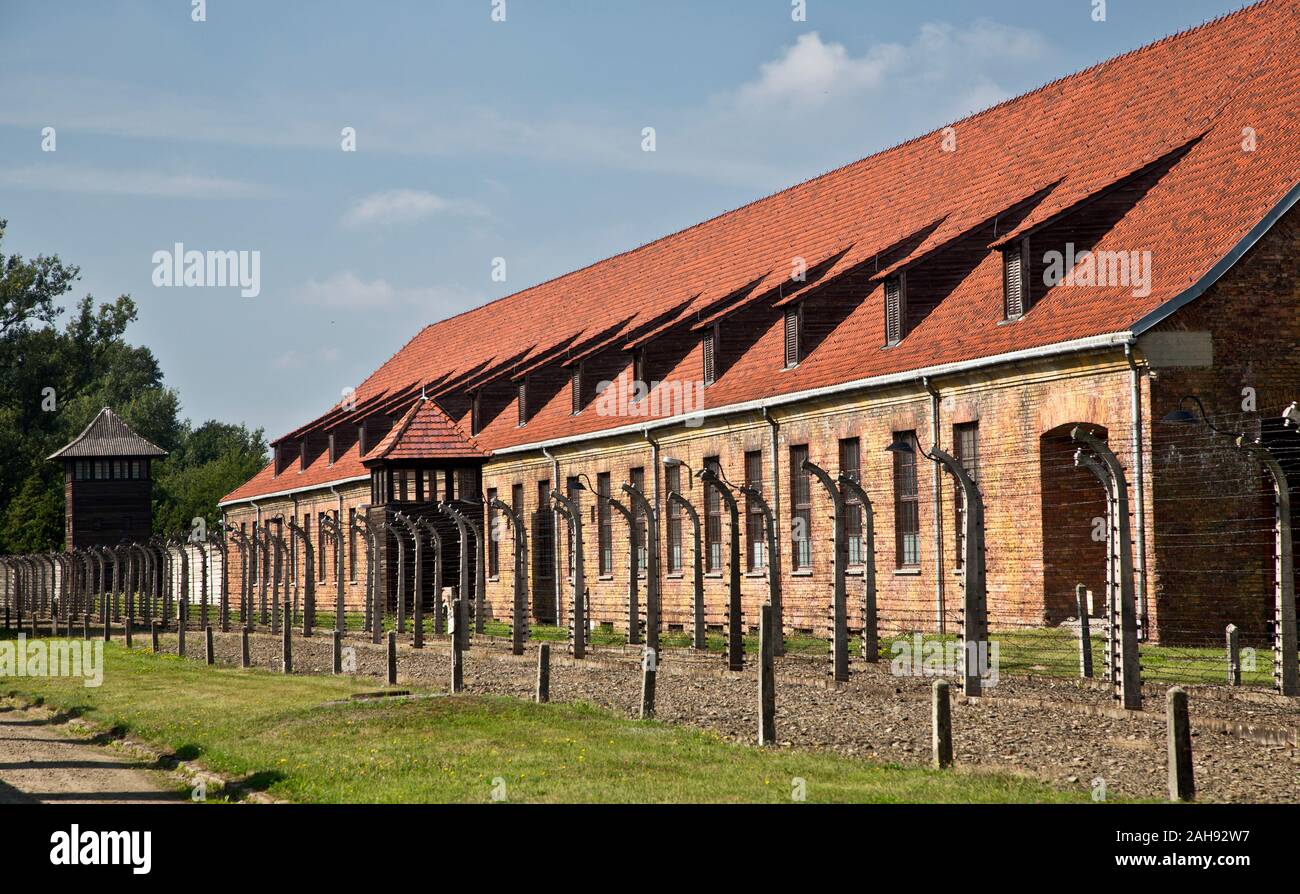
[932,679,953,769]
[451,599,464,693]
[1076,583,1093,678]
[536,642,550,703]
[282,602,292,674]
[205,625,215,666]
[332,629,342,674]
[759,603,776,746]
[640,648,657,720]
[151,621,159,653]
[240,627,251,668]
[1166,686,1194,802]
[1226,624,1241,686]
[387,630,398,686]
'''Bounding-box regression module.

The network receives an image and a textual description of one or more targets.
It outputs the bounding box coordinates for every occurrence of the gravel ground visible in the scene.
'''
[144,627,1299,804]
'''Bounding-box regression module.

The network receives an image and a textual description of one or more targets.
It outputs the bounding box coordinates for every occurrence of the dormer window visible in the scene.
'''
[783,306,801,368]
[471,391,483,436]
[631,348,646,403]
[884,274,906,346]
[1003,238,1029,320]
[702,326,718,386]
[517,378,528,426]
[571,363,583,415]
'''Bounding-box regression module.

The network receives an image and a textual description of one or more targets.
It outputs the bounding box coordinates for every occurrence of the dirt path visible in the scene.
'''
[0,702,184,804]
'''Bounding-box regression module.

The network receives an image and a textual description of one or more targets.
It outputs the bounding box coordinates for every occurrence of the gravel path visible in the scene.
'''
[0,701,183,804]
[153,628,1300,803]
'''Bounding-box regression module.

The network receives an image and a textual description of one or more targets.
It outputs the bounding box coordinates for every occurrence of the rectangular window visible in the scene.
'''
[953,422,980,569]
[893,431,920,567]
[348,508,358,582]
[535,479,555,586]
[744,451,766,571]
[790,445,812,570]
[630,467,647,574]
[487,488,500,578]
[1004,242,1025,319]
[885,274,905,345]
[457,468,479,502]
[665,464,682,574]
[518,379,528,426]
[511,483,525,568]
[840,438,863,565]
[783,307,801,368]
[702,328,717,386]
[704,456,723,573]
[597,473,613,576]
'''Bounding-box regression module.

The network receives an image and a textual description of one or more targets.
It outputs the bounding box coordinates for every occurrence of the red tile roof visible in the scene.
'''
[222,0,1300,506]
[363,399,485,463]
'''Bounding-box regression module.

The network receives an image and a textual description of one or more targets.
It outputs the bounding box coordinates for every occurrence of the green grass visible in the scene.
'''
[1,636,1095,804]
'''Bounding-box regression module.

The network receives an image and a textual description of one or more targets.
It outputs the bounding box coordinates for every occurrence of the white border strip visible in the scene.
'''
[493,330,1135,455]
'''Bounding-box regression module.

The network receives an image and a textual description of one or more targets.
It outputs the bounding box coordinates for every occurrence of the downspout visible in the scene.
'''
[1125,343,1149,639]
[541,446,563,627]
[923,376,945,634]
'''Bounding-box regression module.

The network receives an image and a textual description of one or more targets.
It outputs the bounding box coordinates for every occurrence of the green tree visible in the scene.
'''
[0,220,267,552]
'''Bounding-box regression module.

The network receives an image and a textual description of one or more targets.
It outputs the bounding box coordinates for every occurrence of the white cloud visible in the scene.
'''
[0,164,264,199]
[292,270,475,312]
[341,189,490,229]
[731,22,1048,113]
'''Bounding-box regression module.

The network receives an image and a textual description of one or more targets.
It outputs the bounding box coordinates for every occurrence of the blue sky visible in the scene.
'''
[0,0,1243,441]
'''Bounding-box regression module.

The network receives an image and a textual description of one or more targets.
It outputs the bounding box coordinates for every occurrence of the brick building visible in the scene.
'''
[221,1,1300,645]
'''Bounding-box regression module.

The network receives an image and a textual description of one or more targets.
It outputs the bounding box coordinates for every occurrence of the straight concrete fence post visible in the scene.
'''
[282,602,292,674]
[640,648,657,720]
[241,627,251,669]
[151,622,159,653]
[52,615,60,638]
[1166,686,1194,802]
[387,630,398,686]
[1226,624,1241,686]
[536,642,550,703]
[932,679,953,769]
[82,616,90,640]
[332,629,342,674]
[205,626,214,666]
[122,616,130,649]
[451,600,465,693]
[1076,583,1093,678]
[102,617,110,644]
[759,603,776,746]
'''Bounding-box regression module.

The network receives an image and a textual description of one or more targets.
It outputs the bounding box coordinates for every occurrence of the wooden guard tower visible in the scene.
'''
[47,407,167,549]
